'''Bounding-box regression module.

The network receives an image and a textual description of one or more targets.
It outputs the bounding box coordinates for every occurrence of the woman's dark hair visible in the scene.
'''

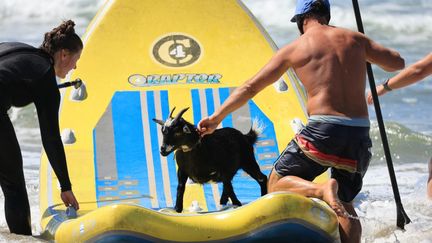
[296,0,331,34]
[40,20,83,56]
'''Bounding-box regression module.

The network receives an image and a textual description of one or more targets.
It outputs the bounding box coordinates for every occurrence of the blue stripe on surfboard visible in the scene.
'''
[160,91,177,207]
[205,88,215,116]
[111,92,151,208]
[191,89,202,126]
[219,88,233,127]
[249,101,278,173]
[146,91,167,208]
[191,89,216,211]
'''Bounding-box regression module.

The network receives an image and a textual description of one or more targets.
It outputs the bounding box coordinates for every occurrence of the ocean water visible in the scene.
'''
[0,0,431,242]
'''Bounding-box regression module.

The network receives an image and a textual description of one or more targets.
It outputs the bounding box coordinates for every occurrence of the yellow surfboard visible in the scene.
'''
[39,0,336,242]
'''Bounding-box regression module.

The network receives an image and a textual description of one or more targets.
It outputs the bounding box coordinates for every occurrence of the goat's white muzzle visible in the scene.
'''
[160,144,174,156]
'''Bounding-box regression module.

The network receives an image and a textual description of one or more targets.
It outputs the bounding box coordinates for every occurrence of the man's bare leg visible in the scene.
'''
[338,202,361,243]
[268,171,346,216]
[268,171,360,243]
[428,158,432,199]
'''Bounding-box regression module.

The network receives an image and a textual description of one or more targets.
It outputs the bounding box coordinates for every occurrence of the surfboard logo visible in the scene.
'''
[152,34,202,67]
[128,73,222,87]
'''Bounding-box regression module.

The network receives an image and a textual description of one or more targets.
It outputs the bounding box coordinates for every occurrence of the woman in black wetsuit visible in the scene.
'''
[0,20,81,235]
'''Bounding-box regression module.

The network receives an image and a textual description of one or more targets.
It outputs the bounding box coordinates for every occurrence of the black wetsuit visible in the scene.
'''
[0,42,72,235]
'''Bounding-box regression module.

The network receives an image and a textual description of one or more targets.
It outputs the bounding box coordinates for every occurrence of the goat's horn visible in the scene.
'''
[172,107,190,124]
[152,118,165,126]
[169,107,176,118]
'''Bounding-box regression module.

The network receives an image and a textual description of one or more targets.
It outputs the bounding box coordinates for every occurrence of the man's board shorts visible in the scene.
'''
[273,115,372,202]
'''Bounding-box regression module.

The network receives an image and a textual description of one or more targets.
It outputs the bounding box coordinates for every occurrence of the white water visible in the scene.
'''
[1,0,432,242]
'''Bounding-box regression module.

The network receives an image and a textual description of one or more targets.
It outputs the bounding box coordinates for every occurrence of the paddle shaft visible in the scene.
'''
[351,0,411,229]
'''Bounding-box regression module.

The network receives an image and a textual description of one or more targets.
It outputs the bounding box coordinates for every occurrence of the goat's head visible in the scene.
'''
[152,107,199,156]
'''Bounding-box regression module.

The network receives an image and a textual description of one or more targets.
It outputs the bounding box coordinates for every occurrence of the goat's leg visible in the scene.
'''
[175,169,188,213]
[222,181,242,206]
[242,158,268,196]
[220,185,229,205]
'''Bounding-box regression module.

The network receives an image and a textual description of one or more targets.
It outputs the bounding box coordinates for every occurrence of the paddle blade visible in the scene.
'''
[396,203,411,229]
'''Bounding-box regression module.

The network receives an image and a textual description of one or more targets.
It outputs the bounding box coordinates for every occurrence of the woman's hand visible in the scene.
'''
[61,190,79,210]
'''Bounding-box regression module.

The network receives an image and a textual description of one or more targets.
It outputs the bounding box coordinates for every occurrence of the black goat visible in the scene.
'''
[153,107,267,213]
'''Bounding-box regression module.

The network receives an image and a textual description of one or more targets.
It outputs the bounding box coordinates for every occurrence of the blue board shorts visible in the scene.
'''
[273,122,372,202]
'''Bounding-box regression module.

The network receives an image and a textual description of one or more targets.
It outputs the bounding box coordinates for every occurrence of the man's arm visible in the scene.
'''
[367,53,432,104]
[198,44,295,135]
[386,53,432,90]
[364,35,405,72]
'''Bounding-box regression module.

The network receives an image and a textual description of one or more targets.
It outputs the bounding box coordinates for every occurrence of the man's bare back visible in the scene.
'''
[283,23,404,118]
[292,25,369,117]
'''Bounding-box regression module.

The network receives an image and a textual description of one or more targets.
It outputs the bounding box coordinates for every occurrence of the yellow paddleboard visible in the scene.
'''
[39,0,336,242]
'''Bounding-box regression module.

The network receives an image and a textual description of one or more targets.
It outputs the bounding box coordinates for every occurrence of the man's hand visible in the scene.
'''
[61,190,79,210]
[197,116,219,137]
[367,84,387,105]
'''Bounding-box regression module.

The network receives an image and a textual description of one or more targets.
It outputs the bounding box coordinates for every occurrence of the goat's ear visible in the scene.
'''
[183,125,191,134]
[152,118,165,126]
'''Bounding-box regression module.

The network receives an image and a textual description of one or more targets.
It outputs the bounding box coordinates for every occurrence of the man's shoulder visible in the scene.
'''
[325,26,369,45]
[328,25,363,36]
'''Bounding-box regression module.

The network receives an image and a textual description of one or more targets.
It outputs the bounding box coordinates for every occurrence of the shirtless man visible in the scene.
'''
[197,0,404,242]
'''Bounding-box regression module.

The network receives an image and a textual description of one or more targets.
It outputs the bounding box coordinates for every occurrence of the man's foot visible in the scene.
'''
[321,179,348,218]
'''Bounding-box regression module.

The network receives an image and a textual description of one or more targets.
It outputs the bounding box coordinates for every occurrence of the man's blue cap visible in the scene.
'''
[290,0,331,22]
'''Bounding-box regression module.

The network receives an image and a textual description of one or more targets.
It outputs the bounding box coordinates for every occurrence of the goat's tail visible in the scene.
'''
[245,118,265,145]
